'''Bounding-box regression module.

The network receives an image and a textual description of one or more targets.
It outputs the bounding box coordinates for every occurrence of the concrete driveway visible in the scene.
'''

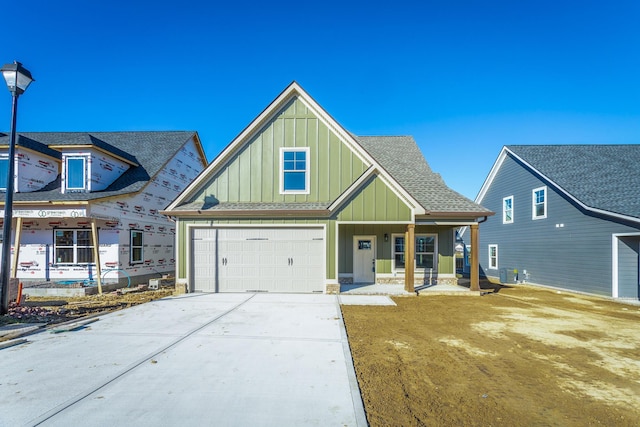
[1,293,368,426]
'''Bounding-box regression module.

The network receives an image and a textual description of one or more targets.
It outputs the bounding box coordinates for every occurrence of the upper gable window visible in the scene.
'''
[66,157,87,191]
[532,186,547,219]
[0,157,8,190]
[503,196,514,224]
[280,148,309,194]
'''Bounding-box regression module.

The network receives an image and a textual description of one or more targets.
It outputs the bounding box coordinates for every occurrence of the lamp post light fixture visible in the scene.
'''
[1,61,34,315]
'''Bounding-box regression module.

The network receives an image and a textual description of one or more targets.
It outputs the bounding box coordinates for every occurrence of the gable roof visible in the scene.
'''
[479,144,640,222]
[167,82,489,219]
[356,136,492,215]
[0,131,204,203]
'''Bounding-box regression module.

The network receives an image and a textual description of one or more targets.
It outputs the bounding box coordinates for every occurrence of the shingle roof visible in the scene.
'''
[0,131,198,202]
[507,145,640,219]
[355,136,492,215]
[2,134,61,159]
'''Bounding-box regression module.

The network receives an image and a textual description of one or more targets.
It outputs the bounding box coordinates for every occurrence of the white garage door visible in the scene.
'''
[191,227,324,293]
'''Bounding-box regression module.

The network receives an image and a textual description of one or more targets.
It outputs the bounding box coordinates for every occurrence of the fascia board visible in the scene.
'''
[50,144,139,167]
[160,209,331,218]
[328,166,422,217]
[475,146,509,204]
[294,92,425,213]
[191,132,209,168]
[166,81,424,215]
[374,171,423,216]
[166,83,304,211]
[14,146,61,163]
[120,133,205,212]
[328,166,377,211]
[509,149,640,225]
[467,147,640,236]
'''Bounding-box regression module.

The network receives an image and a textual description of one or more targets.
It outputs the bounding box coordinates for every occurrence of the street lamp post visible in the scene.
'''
[1,61,34,315]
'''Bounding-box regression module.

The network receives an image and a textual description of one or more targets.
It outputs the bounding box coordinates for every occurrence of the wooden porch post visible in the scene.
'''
[404,224,415,292]
[90,219,103,295]
[470,223,479,292]
[11,217,23,279]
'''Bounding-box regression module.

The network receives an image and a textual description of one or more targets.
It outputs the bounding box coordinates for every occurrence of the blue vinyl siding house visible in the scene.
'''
[473,145,640,300]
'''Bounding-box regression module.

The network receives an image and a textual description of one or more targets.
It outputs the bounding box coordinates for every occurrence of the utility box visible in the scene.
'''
[499,268,517,284]
[149,277,174,290]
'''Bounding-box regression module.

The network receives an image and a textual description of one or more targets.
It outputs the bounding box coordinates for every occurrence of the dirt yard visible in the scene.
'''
[342,284,640,426]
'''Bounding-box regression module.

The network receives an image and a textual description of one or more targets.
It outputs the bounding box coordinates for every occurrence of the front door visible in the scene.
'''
[353,236,376,283]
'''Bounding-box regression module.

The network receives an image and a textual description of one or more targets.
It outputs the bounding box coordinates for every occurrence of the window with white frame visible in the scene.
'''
[280,147,309,193]
[0,157,8,190]
[392,234,437,271]
[488,244,498,269]
[66,156,88,191]
[532,186,547,219]
[416,235,436,269]
[503,196,514,224]
[54,229,94,264]
[130,230,144,264]
[393,236,405,269]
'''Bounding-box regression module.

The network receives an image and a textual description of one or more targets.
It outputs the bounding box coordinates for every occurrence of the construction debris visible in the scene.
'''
[1,288,174,327]
[50,318,100,334]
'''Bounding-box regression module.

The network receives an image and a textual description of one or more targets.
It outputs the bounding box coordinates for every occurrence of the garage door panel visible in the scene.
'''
[192,227,324,293]
[192,230,217,292]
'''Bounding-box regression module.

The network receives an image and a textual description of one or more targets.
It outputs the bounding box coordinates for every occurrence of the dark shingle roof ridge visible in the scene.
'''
[506,144,640,219]
[13,135,61,159]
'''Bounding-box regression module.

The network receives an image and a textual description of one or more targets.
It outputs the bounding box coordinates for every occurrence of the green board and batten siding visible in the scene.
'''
[334,175,412,222]
[191,98,368,204]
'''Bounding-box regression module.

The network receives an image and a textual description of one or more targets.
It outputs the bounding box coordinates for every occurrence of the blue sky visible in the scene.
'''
[3,0,639,200]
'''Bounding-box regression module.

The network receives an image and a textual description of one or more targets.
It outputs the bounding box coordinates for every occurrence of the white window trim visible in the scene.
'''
[279,147,310,195]
[391,233,438,273]
[488,244,498,270]
[392,233,406,271]
[53,228,95,265]
[503,195,514,224]
[65,156,89,192]
[532,186,547,220]
[130,229,144,265]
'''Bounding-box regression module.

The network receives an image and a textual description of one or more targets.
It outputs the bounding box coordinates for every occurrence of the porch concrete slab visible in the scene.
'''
[339,295,397,306]
[340,283,413,296]
[0,293,366,427]
[417,284,482,296]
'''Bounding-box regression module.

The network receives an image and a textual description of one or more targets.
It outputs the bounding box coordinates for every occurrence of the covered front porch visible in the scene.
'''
[335,220,483,292]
